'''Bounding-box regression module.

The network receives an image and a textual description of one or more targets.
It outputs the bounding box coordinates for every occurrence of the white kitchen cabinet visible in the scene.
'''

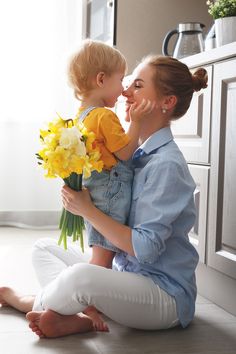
[173,42,236,315]
[207,58,236,280]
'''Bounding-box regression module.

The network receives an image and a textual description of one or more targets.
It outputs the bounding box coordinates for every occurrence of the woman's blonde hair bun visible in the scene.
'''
[192,68,208,92]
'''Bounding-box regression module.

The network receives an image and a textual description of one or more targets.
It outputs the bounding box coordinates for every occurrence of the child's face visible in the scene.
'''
[102,71,125,107]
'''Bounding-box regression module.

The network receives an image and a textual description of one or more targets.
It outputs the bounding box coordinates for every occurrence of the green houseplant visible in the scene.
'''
[207,0,236,46]
[207,0,236,19]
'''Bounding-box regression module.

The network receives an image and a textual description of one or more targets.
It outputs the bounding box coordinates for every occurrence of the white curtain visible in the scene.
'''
[0,0,82,228]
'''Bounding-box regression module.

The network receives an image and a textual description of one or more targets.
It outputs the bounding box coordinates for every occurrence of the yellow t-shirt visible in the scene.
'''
[78,107,131,170]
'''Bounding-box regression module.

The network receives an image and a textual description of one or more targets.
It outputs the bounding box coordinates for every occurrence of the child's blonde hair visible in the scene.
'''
[68,39,127,100]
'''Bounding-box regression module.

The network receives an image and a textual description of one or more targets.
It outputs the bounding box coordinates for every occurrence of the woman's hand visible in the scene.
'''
[61,185,93,218]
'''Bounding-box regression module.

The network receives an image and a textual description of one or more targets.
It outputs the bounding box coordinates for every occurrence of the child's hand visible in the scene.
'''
[129,99,156,122]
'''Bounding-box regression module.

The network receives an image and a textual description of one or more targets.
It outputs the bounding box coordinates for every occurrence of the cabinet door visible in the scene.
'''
[208,58,236,279]
[188,164,209,263]
[172,66,212,164]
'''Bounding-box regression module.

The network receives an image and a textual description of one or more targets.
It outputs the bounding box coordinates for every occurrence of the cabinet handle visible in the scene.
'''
[107,1,113,8]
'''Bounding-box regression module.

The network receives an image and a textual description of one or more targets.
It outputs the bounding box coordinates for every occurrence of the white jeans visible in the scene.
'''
[32,238,179,330]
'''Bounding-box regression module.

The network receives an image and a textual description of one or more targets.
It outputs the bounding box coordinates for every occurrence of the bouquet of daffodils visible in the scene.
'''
[36,114,103,251]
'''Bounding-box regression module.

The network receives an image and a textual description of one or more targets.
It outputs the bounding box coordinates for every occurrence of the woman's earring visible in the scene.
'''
[162,108,167,114]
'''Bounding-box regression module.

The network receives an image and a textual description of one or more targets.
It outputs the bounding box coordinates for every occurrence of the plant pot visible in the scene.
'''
[215,16,236,47]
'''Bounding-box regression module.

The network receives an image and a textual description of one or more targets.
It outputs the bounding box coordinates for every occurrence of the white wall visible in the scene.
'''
[0,0,83,219]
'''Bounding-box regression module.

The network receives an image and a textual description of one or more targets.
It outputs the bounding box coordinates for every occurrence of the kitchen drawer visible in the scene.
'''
[172,66,212,165]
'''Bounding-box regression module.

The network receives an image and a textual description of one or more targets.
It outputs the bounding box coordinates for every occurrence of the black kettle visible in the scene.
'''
[162,22,205,59]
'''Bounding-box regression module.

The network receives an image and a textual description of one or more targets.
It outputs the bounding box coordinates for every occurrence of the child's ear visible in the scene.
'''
[96,72,105,87]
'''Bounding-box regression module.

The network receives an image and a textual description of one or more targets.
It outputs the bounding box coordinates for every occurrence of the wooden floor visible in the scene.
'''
[0,227,236,354]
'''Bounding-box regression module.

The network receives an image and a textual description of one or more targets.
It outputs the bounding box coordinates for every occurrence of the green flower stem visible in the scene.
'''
[80,229,84,252]
[58,173,85,252]
[67,212,73,236]
[63,229,67,250]
[73,215,77,242]
[59,208,66,229]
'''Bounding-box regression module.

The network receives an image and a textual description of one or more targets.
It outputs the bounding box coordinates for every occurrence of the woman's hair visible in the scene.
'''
[142,55,208,120]
[68,39,127,99]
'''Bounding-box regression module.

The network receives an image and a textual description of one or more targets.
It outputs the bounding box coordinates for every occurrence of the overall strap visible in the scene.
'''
[79,106,97,123]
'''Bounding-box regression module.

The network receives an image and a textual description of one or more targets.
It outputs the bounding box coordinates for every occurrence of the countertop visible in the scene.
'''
[181,41,236,68]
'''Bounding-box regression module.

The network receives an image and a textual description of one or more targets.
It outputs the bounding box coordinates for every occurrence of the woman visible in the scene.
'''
[0,55,208,338]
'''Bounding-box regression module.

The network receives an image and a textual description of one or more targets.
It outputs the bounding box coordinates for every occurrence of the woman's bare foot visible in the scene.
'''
[83,305,109,332]
[26,310,96,338]
[0,287,35,313]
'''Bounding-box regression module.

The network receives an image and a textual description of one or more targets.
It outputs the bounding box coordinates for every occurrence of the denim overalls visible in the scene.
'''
[79,107,133,252]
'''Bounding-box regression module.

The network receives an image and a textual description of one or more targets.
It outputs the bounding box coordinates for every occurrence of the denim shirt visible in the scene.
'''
[114,126,199,328]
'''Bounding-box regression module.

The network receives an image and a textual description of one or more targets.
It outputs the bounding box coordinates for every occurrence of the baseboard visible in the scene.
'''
[196,262,236,316]
[0,211,61,229]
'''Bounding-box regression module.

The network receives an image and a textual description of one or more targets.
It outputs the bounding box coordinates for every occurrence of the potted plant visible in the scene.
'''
[207,0,236,47]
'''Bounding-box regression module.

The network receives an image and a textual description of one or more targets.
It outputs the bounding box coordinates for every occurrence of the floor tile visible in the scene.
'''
[0,308,29,332]
[0,331,100,354]
[1,227,236,354]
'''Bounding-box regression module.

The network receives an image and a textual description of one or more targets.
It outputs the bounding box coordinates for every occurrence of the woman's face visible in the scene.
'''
[123,63,159,113]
